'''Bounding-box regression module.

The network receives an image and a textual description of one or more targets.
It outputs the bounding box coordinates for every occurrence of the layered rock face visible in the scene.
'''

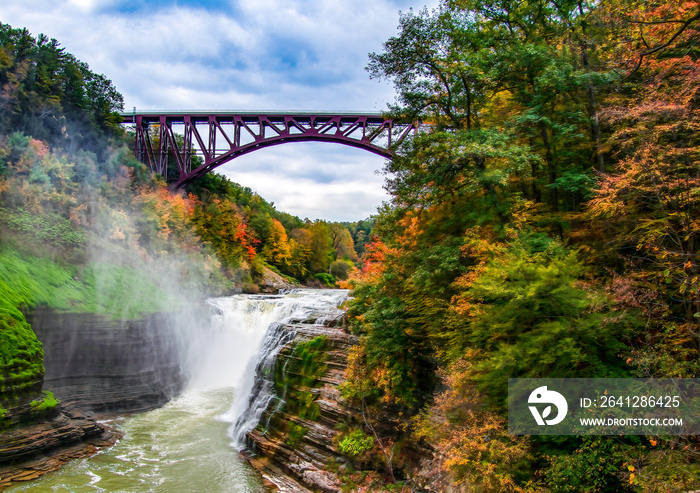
[31,309,187,413]
[0,308,193,487]
[242,312,435,493]
[244,321,356,492]
[0,406,116,488]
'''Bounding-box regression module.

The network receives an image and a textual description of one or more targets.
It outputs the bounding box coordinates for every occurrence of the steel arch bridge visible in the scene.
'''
[120,111,419,188]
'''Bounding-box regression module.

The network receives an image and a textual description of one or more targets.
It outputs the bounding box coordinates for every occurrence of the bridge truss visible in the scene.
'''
[120,112,419,188]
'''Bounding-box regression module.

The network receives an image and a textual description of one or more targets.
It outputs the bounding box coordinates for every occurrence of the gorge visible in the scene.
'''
[3,1,700,489]
[3,289,358,492]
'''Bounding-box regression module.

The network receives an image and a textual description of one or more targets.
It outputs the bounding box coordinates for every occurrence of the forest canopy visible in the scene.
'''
[341,0,700,490]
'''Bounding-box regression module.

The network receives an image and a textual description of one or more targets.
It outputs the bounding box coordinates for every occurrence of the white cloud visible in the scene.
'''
[0,0,439,220]
[219,143,390,221]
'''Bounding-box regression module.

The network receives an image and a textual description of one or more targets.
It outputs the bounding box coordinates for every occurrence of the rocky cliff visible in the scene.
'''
[0,308,192,488]
[241,312,436,492]
[31,309,187,413]
[0,405,116,488]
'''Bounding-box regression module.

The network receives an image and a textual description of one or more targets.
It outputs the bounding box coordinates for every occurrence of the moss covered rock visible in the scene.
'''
[0,254,45,407]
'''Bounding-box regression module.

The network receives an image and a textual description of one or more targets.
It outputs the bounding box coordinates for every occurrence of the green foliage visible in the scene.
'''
[275,336,328,421]
[307,221,335,274]
[349,288,439,407]
[449,236,634,407]
[0,245,187,321]
[291,335,328,388]
[30,390,59,413]
[544,436,634,493]
[330,259,355,280]
[285,423,308,447]
[0,23,124,149]
[314,272,336,287]
[344,218,374,256]
[338,429,374,457]
[0,248,44,404]
[346,1,700,488]
[1,207,87,248]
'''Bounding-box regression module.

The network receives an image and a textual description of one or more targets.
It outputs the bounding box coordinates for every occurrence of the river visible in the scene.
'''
[7,289,348,492]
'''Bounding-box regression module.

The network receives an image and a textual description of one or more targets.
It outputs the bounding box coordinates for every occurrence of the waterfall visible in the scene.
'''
[227,320,299,449]
[180,289,348,451]
[8,289,349,492]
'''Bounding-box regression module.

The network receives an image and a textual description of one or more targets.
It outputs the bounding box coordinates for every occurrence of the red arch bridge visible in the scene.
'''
[120,111,420,188]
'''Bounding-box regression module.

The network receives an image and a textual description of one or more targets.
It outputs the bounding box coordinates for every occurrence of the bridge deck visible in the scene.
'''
[120,111,388,125]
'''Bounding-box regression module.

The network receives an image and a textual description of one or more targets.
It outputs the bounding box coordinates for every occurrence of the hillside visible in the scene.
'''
[0,23,368,432]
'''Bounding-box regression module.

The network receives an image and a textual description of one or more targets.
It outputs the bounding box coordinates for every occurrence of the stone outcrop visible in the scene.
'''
[259,267,299,294]
[0,406,116,488]
[241,312,435,492]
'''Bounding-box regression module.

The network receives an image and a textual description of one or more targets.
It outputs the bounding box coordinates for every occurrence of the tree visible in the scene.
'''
[307,221,334,274]
[369,1,612,212]
[262,218,292,268]
[329,222,358,261]
[0,23,124,146]
[449,234,633,406]
[287,228,313,279]
[587,0,700,376]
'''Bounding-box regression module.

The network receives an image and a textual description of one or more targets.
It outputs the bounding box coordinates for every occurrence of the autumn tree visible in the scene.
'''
[262,218,292,268]
[344,0,698,489]
[306,221,334,274]
[588,0,700,379]
[329,222,358,262]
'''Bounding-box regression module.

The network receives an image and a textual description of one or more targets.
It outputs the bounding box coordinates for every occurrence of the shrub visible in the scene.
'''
[314,272,336,287]
[339,429,374,457]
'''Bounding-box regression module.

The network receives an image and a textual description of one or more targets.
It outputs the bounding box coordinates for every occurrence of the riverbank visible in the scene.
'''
[0,408,118,489]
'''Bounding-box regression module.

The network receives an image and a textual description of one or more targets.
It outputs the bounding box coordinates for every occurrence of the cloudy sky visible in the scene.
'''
[0,0,439,221]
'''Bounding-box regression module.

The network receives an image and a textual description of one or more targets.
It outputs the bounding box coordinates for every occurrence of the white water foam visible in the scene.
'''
[195,289,348,449]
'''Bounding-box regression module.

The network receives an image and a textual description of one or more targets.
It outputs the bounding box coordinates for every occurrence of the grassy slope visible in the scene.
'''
[0,243,188,406]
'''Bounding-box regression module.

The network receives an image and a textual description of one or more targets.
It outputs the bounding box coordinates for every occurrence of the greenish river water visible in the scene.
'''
[6,290,349,492]
[8,388,264,492]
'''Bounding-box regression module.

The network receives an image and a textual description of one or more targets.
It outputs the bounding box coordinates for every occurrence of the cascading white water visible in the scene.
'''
[7,289,348,493]
[183,294,300,392]
[175,288,349,448]
[206,289,349,450]
[227,320,299,449]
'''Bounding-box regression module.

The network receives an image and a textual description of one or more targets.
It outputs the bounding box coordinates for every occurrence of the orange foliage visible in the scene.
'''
[136,186,198,244]
[343,239,394,288]
[599,0,700,77]
[589,23,700,330]
[411,355,532,492]
[235,221,259,260]
[27,138,48,159]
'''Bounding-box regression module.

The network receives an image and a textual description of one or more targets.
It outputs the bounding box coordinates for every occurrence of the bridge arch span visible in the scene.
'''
[121,112,419,188]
